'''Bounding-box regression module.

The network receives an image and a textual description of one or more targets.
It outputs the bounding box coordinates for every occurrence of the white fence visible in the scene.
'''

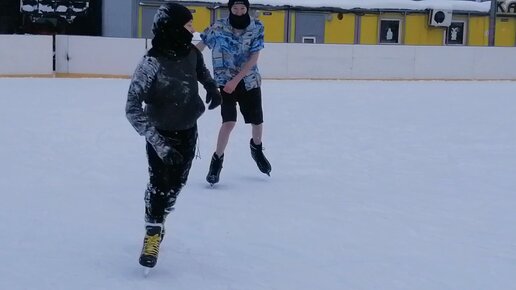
[55,35,147,76]
[1,34,516,80]
[0,35,53,76]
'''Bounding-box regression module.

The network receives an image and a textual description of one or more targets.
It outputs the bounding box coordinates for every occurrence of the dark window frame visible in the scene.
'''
[379,18,402,45]
[445,20,467,46]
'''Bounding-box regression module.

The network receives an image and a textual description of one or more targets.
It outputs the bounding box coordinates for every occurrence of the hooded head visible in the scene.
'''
[228,0,251,30]
[228,0,250,10]
[151,3,193,55]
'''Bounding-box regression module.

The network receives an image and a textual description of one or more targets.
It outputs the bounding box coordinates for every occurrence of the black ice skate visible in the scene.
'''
[206,153,224,185]
[250,139,271,176]
[139,223,163,270]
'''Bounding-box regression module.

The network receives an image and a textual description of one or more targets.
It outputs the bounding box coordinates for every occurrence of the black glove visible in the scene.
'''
[205,88,221,110]
[158,145,184,165]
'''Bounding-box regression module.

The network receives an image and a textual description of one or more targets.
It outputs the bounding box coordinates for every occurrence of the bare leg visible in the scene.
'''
[215,121,236,156]
[251,123,263,145]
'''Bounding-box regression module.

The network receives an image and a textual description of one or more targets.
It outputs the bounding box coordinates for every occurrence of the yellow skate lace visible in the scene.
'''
[142,233,161,257]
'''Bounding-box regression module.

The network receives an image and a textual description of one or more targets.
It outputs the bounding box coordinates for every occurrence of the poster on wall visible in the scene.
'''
[446,22,465,45]
[379,20,400,44]
[19,0,101,35]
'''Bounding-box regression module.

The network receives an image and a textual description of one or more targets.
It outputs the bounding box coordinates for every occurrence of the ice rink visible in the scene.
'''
[0,78,515,290]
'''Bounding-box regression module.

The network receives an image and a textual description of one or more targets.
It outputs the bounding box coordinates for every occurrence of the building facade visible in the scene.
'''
[7,1,512,47]
[116,0,514,47]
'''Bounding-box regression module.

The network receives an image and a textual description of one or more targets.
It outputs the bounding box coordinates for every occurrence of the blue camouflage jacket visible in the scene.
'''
[200,17,264,91]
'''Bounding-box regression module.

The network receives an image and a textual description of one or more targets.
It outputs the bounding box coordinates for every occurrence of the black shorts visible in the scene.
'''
[220,81,263,125]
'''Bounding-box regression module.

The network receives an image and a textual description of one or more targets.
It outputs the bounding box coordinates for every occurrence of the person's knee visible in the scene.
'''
[221,121,236,131]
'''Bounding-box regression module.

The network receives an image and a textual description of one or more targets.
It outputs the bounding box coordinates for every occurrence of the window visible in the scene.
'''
[446,21,466,45]
[379,19,401,44]
[302,36,316,44]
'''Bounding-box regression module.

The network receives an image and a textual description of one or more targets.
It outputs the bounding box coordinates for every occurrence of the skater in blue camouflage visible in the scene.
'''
[197,0,272,185]
[126,3,220,269]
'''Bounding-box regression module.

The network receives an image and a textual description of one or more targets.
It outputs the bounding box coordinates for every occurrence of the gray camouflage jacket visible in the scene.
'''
[126,47,217,141]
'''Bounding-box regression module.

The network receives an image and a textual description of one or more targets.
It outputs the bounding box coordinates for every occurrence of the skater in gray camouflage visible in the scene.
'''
[125,3,220,269]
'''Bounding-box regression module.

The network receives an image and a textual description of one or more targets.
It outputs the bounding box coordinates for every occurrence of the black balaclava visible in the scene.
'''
[151,3,193,56]
[228,0,251,30]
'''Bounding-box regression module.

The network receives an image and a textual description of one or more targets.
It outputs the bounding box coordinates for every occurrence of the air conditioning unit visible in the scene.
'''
[429,9,452,27]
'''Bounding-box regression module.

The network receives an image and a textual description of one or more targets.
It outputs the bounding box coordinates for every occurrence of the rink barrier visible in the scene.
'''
[0,74,54,78]
[1,35,516,80]
[53,73,130,79]
[0,35,53,76]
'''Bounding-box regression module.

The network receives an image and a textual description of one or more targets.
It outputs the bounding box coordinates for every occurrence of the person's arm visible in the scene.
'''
[235,52,259,82]
[195,48,221,110]
[126,57,181,164]
[223,51,260,94]
[126,56,159,137]
[195,41,207,52]
[197,24,215,52]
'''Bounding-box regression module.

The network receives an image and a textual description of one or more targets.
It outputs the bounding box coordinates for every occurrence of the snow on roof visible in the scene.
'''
[173,0,491,13]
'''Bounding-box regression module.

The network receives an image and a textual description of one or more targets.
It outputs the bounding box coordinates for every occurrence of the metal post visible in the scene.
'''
[488,0,497,46]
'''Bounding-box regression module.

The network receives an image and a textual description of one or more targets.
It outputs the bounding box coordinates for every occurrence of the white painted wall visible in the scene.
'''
[260,43,516,80]
[0,35,53,75]
[351,45,416,79]
[55,36,147,76]
[471,47,516,80]
[2,35,516,80]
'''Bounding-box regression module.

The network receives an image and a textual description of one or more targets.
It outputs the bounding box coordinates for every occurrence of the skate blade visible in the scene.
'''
[143,266,151,277]
[207,177,218,186]
[261,170,271,176]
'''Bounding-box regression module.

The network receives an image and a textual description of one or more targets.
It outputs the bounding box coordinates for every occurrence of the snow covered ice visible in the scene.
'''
[0,77,515,290]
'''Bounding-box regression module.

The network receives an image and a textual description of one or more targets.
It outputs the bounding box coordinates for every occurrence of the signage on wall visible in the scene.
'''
[379,20,400,44]
[20,0,90,23]
[446,22,465,45]
[498,0,516,15]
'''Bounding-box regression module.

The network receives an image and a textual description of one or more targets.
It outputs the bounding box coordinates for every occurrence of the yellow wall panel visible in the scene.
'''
[188,6,211,33]
[468,16,489,46]
[404,14,443,45]
[257,10,286,43]
[360,14,378,44]
[289,12,296,43]
[325,13,355,44]
[138,6,143,38]
[495,17,516,47]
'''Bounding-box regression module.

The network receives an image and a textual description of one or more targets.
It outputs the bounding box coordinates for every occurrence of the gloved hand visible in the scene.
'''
[145,131,184,165]
[157,144,184,165]
[205,88,221,110]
